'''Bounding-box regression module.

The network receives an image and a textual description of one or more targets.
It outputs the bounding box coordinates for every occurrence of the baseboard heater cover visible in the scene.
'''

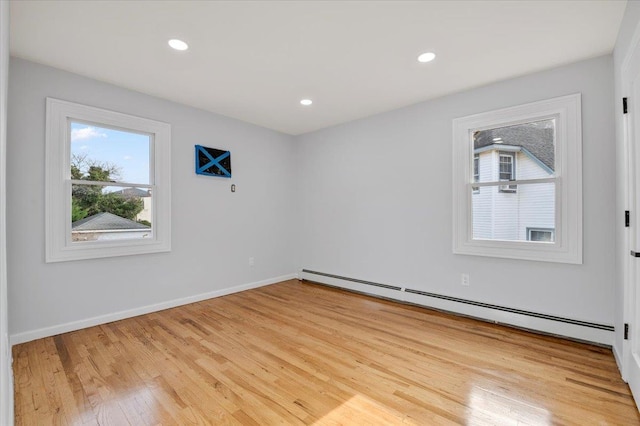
[301,269,614,332]
[301,269,402,291]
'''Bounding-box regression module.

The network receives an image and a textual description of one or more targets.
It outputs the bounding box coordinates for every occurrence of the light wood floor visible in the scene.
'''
[13,280,640,425]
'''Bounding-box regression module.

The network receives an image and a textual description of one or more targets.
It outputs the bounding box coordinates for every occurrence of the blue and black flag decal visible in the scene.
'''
[195,145,231,178]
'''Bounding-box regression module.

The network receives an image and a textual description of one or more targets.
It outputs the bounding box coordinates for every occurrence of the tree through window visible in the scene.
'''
[45,98,171,262]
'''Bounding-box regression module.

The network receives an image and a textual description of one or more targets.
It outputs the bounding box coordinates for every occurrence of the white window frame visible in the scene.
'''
[452,93,582,264]
[45,98,171,262]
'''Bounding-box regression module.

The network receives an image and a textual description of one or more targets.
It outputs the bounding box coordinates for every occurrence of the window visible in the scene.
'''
[472,154,480,193]
[498,151,516,192]
[527,228,555,242]
[46,98,171,262]
[452,94,582,264]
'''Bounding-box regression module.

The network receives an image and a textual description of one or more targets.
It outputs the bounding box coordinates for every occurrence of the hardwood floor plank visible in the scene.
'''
[13,280,640,425]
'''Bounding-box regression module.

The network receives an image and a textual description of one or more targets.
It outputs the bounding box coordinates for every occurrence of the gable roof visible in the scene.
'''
[111,187,151,198]
[473,122,555,171]
[72,212,150,232]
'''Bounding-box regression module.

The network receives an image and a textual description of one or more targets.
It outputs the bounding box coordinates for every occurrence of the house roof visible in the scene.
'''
[111,188,151,198]
[72,212,150,231]
[473,122,555,171]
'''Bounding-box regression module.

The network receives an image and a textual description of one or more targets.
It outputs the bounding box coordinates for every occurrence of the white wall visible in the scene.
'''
[0,1,12,423]
[7,58,297,342]
[614,1,640,371]
[296,56,615,341]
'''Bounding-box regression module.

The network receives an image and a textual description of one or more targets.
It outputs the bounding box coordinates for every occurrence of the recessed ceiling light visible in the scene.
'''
[300,99,313,106]
[168,39,189,51]
[417,52,436,63]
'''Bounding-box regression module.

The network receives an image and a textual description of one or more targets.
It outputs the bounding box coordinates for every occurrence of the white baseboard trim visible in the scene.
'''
[613,342,626,381]
[10,273,297,346]
[300,270,614,346]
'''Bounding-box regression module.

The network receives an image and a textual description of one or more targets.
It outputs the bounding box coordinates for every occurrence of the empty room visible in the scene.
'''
[3,0,640,424]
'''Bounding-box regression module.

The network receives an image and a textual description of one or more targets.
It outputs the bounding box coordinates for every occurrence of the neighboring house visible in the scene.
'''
[472,121,555,242]
[111,187,152,223]
[71,212,151,242]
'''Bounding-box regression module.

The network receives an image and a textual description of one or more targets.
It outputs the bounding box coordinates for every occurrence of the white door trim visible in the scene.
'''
[620,15,640,400]
[0,0,12,424]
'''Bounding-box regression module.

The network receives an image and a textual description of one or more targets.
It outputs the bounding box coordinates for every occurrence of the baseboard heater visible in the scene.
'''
[301,269,614,332]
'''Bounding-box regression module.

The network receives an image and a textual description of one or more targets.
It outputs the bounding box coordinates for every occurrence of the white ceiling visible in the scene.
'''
[10,1,626,135]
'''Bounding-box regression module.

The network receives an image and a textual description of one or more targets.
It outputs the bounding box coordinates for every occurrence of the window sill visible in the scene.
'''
[454,239,581,264]
[46,238,171,263]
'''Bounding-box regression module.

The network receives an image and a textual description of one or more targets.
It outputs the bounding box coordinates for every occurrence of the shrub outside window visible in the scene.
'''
[46,98,171,262]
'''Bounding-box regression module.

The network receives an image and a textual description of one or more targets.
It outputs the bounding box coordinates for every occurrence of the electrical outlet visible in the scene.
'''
[249,257,255,267]
[461,273,470,286]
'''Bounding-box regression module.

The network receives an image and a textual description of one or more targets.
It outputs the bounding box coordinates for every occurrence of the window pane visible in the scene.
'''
[528,229,554,242]
[472,182,555,242]
[472,154,480,192]
[70,121,150,184]
[473,155,479,181]
[71,184,152,242]
[499,154,513,179]
[472,119,555,183]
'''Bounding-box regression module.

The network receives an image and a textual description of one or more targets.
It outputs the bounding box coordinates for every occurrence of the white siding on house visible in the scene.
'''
[518,151,550,180]
[517,152,555,241]
[136,197,152,223]
[472,151,494,239]
[472,149,554,241]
